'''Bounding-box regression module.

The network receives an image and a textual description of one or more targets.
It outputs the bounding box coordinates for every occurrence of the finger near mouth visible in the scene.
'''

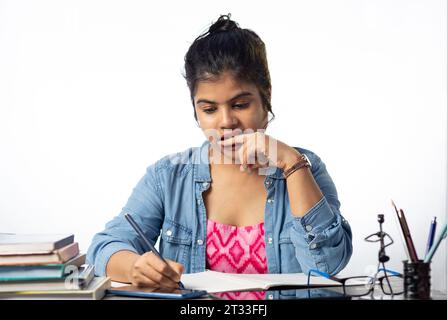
[221,142,242,150]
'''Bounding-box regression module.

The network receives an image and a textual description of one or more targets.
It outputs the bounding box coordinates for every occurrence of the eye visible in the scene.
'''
[233,103,249,109]
[202,108,216,114]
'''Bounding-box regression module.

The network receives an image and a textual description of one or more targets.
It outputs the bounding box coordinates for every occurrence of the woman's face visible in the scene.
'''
[194,71,268,147]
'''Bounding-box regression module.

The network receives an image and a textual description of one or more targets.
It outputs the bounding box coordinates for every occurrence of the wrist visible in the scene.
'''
[278,147,302,171]
[128,255,140,277]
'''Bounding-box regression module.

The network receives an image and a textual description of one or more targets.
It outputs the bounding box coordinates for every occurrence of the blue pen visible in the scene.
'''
[425,217,437,258]
[424,220,447,263]
[124,213,185,289]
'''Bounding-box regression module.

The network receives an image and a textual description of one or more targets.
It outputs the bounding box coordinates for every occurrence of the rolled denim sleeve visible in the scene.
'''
[86,163,164,277]
[289,152,352,276]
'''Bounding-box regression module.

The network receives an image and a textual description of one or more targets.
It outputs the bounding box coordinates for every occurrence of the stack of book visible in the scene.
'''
[0,233,110,300]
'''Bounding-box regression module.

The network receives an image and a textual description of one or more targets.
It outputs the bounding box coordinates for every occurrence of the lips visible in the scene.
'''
[220,129,243,141]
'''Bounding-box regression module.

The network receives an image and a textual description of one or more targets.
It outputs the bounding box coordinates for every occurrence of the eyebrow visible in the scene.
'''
[195,92,253,106]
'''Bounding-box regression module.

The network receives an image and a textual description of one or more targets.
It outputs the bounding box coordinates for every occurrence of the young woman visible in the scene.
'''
[86,15,352,295]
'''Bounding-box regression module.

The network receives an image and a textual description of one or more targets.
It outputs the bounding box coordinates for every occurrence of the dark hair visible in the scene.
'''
[183,14,275,124]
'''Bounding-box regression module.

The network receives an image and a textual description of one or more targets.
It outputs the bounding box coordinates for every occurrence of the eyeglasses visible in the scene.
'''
[307,268,404,297]
[306,214,407,298]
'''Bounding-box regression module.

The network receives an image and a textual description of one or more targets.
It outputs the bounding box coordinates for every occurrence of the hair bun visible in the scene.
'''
[208,14,239,34]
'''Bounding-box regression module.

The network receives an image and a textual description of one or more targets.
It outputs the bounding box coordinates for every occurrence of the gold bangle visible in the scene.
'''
[283,155,310,179]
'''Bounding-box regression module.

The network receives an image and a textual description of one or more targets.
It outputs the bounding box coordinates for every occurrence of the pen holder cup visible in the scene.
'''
[403,260,431,299]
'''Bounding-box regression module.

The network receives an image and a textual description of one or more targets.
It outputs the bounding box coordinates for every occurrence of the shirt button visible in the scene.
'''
[197,239,203,246]
[265,180,271,186]
[268,237,273,244]
[305,225,313,232]
[310,243,317,250]
[166,230,172,236]
[267,198,274,204]
[197,199,202,205]
[202,182,209,188]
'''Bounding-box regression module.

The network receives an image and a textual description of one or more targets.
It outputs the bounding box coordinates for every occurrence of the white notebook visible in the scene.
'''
[180,270,343,293]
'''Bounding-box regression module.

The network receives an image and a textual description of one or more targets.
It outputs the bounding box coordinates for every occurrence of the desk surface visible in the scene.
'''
[104,286,447,300]
[2,278,446,300]
[1,288,446,300]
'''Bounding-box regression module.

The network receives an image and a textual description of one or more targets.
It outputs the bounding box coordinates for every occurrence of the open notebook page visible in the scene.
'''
[181,270,343,293]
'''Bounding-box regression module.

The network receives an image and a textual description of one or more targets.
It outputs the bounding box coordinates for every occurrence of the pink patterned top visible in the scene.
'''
[206,219,267,300]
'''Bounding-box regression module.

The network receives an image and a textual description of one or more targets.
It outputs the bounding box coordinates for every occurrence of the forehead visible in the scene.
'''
[194,72,258,103]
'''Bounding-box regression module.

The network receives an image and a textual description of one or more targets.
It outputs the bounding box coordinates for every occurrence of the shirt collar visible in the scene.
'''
[193,140,212,182]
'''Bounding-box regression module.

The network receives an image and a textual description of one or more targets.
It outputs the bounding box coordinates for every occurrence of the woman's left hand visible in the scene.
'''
[217,132,301,174]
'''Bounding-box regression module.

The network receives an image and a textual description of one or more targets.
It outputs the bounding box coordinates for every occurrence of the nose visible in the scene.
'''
[219,106,238,129]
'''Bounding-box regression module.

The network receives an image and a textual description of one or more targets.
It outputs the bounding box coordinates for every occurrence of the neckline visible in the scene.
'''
[207,218,264,230]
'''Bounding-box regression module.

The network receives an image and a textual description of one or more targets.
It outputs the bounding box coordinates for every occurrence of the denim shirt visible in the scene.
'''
[86,140,352,277]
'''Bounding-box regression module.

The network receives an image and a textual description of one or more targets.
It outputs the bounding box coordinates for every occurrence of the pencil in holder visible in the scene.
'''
[403,260,431,299]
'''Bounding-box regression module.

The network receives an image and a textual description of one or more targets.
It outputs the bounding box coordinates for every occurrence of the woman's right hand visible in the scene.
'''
[127,251,184,288]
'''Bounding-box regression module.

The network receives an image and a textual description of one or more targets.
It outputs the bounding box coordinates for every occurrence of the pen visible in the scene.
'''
[424,217,437,258]
[398,208,419,262]
[124,213,185,289]
[424,220,447,263]
[391,200,419,262]
[391,203,411,261]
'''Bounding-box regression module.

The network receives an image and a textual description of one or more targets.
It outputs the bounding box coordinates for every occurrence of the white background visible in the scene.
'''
[1,0,446,291]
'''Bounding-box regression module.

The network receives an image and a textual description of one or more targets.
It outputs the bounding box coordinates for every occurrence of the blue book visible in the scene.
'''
[0,265,94,292]
[0,254,85,282]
